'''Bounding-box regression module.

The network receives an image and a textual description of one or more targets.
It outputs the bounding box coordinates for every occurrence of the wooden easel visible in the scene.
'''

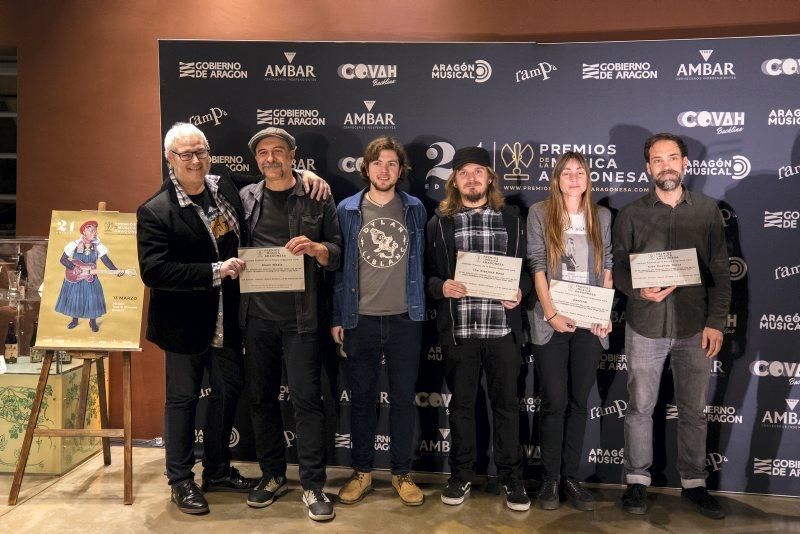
[8,202,138,505]
[7,349,134,505]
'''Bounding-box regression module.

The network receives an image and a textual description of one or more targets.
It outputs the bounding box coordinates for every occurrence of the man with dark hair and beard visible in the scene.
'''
[613,132,730,520]
[426,146,532,511]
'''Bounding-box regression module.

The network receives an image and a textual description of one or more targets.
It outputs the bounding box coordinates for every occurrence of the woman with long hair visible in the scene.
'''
[526,151,613,511]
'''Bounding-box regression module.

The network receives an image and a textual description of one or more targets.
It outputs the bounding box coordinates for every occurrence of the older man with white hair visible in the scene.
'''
[137,122,328,515]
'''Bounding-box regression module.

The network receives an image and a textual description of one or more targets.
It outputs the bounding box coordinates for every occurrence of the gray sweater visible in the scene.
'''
[526,200,613,347]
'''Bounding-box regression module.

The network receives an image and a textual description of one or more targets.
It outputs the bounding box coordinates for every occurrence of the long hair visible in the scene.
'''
[438,166,505,216]
[544,152,603,275]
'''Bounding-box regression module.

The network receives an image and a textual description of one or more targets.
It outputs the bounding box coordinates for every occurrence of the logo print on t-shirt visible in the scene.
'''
[359,217,407,268]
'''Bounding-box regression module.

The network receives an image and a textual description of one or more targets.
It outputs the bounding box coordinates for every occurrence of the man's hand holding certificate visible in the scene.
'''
[238,247,305,293]
[549,279,615,330]
[453,251,522,302]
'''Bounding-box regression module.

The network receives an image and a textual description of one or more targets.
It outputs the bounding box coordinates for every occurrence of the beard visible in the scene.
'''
[462,191,487,204]
[370,177,396,192]
[653,169,683,191]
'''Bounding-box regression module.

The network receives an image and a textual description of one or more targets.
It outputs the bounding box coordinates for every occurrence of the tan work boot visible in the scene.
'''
[392,473,424,506]
[338,470,372,504]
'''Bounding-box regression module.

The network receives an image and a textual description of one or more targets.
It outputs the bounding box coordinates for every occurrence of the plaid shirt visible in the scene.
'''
[454,206,510,339]
[169,170,241,347]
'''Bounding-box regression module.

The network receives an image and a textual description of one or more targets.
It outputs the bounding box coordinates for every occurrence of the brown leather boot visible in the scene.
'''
[392,473,424,506]
[338,470,372,504]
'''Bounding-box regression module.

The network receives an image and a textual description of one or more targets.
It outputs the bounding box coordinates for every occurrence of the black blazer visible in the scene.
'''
[136,176,249,354]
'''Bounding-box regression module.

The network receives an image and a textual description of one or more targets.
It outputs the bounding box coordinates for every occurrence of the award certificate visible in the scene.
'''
[630,248,701,289]
[454,251,522,301]
[549,279,615,330]
[239,247,305,293]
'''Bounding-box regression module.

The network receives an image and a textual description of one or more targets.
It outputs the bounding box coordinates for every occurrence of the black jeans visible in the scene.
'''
[343,313,422,474]
[534,329,603,480]
[445,333,522,482]
[244,316,326,490]
[164,346,243,485]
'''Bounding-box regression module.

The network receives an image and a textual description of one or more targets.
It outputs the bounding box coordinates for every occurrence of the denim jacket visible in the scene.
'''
[332,189,427,329]
[239,171,342,333]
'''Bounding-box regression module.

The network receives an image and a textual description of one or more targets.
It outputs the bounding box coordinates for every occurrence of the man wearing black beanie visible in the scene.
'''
[425,146,532,511]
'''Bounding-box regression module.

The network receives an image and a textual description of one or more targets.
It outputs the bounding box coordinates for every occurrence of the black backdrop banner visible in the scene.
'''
[158,37,800,496]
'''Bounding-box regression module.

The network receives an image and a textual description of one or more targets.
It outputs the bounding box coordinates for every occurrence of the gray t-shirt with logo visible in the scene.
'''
[358,194,408,315]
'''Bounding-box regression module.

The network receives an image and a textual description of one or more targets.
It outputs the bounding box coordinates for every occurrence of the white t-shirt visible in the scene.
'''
[560,213,589,284]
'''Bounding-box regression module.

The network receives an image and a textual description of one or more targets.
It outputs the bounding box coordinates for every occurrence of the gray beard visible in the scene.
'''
[654,171,683,192]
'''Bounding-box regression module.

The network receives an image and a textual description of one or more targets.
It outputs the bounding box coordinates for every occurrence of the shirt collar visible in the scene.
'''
[169,170,221,208]
[647,185,692,207]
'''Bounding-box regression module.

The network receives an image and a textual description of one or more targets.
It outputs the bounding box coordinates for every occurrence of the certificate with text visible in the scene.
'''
[454,251,522,301]
[629,248,701,289]
[549,279,615,330]
[239,247,305,293]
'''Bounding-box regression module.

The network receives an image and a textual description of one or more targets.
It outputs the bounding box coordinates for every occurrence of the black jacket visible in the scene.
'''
[136,175,250,354]
[426,204,533,346]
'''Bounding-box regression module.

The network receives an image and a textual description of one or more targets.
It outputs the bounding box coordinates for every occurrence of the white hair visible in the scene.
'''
[163,122,209,157]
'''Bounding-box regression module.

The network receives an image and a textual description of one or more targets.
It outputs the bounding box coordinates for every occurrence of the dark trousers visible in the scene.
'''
[445,333,522,482]
[343,313,422,474]
[244,316,326,490]
[534,329,603,480]
[164,346,243,485]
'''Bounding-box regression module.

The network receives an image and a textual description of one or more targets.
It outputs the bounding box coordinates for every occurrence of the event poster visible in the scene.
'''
[37,211,144,350]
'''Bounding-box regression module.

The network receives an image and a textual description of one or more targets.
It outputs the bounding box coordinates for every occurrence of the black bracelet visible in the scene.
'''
[545,312,558,322]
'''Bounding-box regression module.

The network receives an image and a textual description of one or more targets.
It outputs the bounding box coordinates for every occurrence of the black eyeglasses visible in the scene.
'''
[171,149,209,161]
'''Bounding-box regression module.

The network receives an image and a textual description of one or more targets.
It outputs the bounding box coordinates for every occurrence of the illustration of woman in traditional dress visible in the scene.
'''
[54,220,123,332]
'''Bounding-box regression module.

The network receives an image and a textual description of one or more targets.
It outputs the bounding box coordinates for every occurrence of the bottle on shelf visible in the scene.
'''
[29,320,43,363]
[16,251,27,299]
[5,321,18,364]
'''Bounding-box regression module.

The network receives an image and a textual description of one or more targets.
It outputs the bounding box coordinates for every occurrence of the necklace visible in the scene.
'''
[366,192,387,207]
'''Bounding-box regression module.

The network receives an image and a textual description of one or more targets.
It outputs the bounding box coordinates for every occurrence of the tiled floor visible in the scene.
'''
[1,447,798,533]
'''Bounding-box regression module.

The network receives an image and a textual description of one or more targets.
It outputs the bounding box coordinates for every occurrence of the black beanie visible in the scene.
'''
[452,146,491,171]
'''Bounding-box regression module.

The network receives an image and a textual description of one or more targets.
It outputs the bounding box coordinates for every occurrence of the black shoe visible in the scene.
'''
[563,477,594,511]
[502,477,531,511]
[67,318,79,329]
[441,476,471,505]
[536,477,560,510]
[303,488,335,521]
[201,466,259,493]
[171,479,209,515]
[621,483,647,515]
[247,475,288,508]
[681,486,725,520]
[89,318,99,332]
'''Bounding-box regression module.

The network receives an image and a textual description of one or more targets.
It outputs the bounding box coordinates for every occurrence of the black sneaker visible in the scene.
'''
[201,466,259,493]
[247,475,288,508]
[502,477,531,511]
[170,479,209,515]
[536,477,560,510]
[621,483,647,515]
[303,488,335,521]
[441,476,471,505]
[681,486,725,520]
[563,477,594,511]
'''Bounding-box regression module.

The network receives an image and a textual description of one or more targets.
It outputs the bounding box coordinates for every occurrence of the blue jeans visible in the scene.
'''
[623,325,711,488]
[343,314,421,474]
